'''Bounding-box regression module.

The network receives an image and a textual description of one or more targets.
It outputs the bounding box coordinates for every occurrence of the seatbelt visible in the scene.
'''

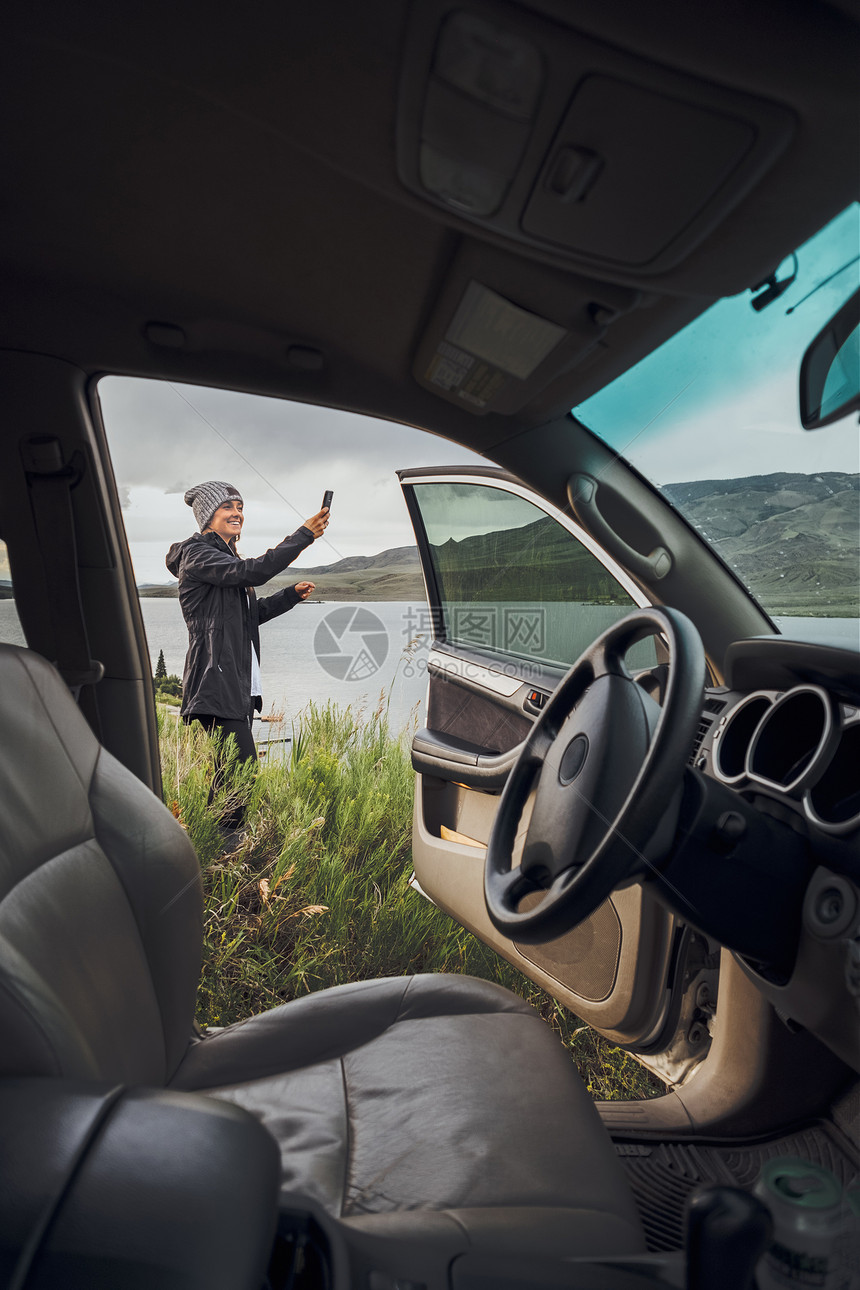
[246,585,263,713]
[21,436,105,699]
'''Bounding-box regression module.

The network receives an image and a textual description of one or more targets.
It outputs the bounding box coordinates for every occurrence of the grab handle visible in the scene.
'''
[567,474,672,581]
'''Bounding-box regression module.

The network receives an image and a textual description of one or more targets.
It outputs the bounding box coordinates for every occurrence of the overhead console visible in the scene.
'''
[396,0,795,279]
[409,238,640,414]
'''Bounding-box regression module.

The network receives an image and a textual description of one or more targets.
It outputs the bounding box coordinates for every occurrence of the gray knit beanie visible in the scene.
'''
[184,481,243,531]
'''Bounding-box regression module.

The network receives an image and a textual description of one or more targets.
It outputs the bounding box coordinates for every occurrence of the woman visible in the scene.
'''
[166,480,328,832]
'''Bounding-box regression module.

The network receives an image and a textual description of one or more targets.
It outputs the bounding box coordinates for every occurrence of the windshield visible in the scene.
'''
[574,204,859,643]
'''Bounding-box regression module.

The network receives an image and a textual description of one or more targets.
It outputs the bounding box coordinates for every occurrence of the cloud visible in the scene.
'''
[613,368,860,486]
[99,377,473,488]
[98,376,485,582]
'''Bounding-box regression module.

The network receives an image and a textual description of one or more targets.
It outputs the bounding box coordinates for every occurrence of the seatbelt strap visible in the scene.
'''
[246,586,263,713]
[246,585,262,660]
[21,436,105,698]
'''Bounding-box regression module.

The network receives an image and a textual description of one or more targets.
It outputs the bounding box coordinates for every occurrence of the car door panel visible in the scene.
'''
[426,648,550,742]
[401,467,697,1054]
[412,764,678,1041]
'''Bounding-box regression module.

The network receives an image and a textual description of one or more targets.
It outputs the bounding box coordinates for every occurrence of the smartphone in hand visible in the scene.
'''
[322,490,333,512]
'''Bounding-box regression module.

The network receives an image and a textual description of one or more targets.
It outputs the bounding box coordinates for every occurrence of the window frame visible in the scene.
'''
[400,470,655,680]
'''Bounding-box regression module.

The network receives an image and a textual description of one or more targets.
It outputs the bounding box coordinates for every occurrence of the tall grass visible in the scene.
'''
[158,701,660,1101]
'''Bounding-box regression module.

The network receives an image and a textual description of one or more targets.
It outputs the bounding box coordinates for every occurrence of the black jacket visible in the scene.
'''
[165,527,315,719]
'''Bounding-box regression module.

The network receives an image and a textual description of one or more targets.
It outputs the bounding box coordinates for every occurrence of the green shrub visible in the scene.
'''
[158,700,661,1101]
[154,674,183,702]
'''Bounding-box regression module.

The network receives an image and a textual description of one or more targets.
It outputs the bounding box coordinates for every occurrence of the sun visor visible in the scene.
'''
[412,243,639,414]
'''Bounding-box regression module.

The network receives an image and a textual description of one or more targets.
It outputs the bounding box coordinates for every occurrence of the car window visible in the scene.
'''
[411,481,657,670]
[0,541,24,647]
[95,375,487,733]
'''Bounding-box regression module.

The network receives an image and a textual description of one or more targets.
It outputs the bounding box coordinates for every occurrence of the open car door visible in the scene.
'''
[399,466,719,1083]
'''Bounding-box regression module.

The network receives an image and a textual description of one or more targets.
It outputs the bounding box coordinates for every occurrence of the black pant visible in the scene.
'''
[192,707,257,830]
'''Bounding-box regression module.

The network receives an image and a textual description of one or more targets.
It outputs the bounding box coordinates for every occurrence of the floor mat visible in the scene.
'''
[615,1122,859,1252]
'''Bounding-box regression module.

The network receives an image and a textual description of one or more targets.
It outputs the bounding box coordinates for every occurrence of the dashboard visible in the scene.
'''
[686,635,860,1071]
[693,636,860,855]
[711,685,858,835]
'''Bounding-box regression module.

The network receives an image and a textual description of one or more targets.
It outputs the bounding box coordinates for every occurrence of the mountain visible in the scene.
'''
[135,472,858,614]
[298,546,419,576]
[429,517,628,605]
[138,544,424,601]
[662,471,858,615]
[263,543,423,601]
[415,471,858,616]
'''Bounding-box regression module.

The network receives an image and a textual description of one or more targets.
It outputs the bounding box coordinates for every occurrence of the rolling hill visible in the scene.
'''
[133,472,858,614]
[662,471,858,615]
[139,545,425,602]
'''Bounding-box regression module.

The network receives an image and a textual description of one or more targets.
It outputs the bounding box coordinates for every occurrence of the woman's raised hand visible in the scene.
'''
[303,508,329,538]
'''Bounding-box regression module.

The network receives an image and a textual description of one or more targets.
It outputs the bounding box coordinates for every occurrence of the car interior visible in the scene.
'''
[0,2,858,1288]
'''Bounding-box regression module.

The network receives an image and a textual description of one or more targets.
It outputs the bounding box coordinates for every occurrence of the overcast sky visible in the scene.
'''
[98,377,485,584]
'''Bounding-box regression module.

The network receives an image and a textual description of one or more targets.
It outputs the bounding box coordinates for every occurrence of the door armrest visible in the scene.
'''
[412,728,523,789]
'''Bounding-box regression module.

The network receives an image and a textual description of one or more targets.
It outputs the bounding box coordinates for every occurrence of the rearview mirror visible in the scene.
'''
[799,288,860,429]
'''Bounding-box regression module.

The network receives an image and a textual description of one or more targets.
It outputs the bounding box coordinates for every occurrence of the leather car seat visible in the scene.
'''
[0,643,646,1263]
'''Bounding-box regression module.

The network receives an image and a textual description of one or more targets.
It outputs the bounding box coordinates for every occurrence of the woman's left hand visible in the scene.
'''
[295,581,316,600]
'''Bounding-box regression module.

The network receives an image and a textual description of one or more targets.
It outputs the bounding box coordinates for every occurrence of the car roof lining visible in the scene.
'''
[1,0,858,453]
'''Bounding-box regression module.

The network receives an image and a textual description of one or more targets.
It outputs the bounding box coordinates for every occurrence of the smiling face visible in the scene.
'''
[207,498,244,544]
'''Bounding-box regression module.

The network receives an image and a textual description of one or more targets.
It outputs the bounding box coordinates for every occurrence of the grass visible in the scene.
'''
[157,699,661,1102]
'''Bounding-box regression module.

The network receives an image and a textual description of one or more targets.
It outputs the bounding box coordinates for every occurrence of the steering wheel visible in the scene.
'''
[484,607,705,944]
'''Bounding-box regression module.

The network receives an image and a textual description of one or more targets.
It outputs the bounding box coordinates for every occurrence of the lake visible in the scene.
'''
[143,598,431,735]
[0,598,430,737]
[1,599,858,741]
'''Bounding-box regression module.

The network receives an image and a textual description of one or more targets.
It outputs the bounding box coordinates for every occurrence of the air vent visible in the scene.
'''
[688,696,728,762]
[689,718,713,763]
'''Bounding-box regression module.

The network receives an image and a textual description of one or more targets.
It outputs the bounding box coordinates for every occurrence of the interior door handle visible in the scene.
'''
[567,473,672,581]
